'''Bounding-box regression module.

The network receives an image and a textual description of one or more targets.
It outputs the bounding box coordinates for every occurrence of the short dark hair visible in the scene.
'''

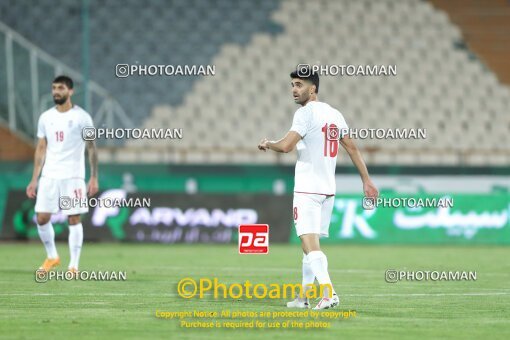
[290,67,319,94]
[53,75,74,89]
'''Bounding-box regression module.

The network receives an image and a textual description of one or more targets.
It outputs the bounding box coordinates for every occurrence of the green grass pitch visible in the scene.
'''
[0,243,509,339]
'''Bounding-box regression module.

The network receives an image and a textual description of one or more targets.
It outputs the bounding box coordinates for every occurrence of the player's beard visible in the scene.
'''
[53,94,68,105]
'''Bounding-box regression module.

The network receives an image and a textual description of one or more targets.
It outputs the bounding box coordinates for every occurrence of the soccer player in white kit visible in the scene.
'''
[26,76,99,274]
[258,67,378,309]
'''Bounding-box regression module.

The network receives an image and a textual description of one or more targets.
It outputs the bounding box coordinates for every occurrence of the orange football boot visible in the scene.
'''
[39,257,60,272]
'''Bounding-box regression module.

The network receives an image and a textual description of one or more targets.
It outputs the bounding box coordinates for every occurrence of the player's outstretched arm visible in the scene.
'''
[86,140,99,196]
[26,138,47,199]
[258,131,301,153]
[340,135,379,198]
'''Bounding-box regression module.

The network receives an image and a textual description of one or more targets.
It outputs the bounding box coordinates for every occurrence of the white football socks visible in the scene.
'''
[302,253,315,300]
[37,222,58,259]
[307,250,336,298]
[68,223,83,269]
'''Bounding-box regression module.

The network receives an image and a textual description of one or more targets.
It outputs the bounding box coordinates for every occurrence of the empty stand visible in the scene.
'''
[0,0,509,165]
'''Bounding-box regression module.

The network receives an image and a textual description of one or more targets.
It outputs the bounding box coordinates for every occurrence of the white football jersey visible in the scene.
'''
[37,105,94,180]
[290,101,348,195]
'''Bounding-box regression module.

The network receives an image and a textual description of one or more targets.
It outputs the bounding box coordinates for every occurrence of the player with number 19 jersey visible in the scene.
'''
[290,101,348,196]
[35,105,94,216]
[27,75,100,277]
[37,105,93,180]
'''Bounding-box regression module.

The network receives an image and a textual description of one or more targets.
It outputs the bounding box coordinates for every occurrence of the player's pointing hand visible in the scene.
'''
[258,138,269,151]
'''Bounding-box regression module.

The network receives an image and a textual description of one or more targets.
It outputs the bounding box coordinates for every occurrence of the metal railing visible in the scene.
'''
[0,20,133,146]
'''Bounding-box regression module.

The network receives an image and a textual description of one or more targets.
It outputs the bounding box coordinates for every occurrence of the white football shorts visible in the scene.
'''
[35,177,88,215]
[293,192,335,238]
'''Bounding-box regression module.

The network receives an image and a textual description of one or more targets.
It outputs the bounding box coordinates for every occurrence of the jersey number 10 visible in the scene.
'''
[322,123,339,157]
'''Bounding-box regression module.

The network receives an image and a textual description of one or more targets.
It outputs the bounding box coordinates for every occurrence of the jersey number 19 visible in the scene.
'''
[55,131,64,142]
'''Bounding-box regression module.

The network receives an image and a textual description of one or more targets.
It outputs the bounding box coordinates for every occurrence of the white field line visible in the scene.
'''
[137,267,509,276]
[2,267,506,276]
[1,292,509,297]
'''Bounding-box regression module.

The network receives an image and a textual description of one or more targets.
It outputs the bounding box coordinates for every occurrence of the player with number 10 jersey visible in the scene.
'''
[258,66,378,310]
